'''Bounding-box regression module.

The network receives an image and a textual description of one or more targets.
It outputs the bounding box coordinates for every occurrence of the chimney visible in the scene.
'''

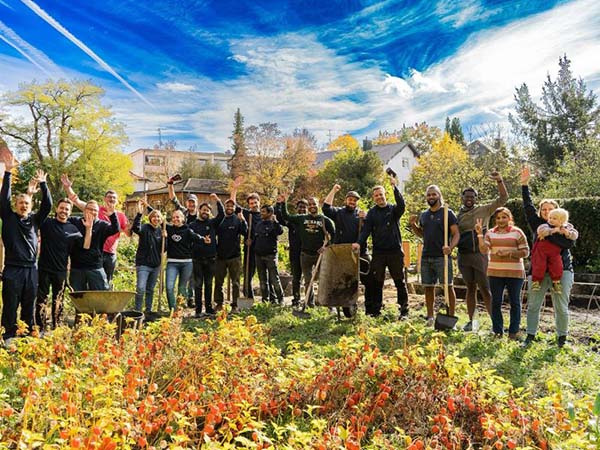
[363,138,373,151]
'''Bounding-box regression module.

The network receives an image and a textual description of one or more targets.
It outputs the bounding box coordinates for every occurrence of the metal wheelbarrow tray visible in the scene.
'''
[69,290,136,314]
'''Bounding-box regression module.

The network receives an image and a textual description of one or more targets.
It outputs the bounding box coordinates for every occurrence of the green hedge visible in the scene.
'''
[505,197,600,269]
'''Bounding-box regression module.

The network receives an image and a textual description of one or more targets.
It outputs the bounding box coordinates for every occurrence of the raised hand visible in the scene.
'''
[474,218,483,234]
[389,176,397,186]
[489,171,502,182]
[137,200,145,215]
[333,184,341,192]
[276,192,288,203]
[82,210,94,229]
[209,193,219,202]
[61,173,72,189]
[34,169,47,184]
[1,151,17,171]
[520,166,530,186]
[27,179,40,196]
[232,175,244,189]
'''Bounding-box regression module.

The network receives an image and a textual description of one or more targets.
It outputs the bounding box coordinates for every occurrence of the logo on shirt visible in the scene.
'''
[171,234,182,242]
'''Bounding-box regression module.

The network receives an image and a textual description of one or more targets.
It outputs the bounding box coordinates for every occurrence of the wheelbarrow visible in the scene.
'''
[68,290,142,338]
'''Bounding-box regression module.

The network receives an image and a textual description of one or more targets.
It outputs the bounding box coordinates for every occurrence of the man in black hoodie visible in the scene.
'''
[353,177,409,318]
[214,199,247,311]
[253,205,285,304]
[1,153,51,340]
[37,198,82,330]
[275,199,307,307]
[188,194,224,316]
[323,184,376,315]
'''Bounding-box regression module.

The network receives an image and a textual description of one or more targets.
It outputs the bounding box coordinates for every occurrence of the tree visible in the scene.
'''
[327,134,360,152]
[240,124,316,201]
[372,131,401,146]
[0,79,132,199]
[541,138,600,197]
[229,108,248,179]
[178,157,227,181]
[445,116,465,147]
[404,133,484,214]
[316,147,384,201]
[509,55,600,171]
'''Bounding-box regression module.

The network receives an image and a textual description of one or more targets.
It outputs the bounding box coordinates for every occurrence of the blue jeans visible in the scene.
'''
[526,271,574,337]
[421,256,453,286]
[166,261,193,310]
[135,265,161,312]
[489,276,524,335]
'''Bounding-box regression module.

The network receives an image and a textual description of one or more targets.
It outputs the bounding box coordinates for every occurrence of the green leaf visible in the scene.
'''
[593,392,600,416]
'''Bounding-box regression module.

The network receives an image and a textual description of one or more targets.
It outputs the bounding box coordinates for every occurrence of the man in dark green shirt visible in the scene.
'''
[276,194,334,307]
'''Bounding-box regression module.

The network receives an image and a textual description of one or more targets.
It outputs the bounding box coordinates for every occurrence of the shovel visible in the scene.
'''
[434,204,458,331]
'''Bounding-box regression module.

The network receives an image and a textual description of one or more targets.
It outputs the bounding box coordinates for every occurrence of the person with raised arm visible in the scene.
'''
[61,174,129,287]
[1,150,51,340]
[353,175,409,318]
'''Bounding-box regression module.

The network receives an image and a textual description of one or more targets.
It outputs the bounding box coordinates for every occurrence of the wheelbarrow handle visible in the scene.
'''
[359,256,371,275]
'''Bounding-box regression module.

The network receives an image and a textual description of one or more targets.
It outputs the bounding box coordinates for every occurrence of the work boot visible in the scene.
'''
[522,334,536,348]
[557,335,567,348]
[463,321,473,332]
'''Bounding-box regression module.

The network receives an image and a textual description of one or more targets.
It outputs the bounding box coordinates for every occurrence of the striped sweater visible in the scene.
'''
[484,226,529,279]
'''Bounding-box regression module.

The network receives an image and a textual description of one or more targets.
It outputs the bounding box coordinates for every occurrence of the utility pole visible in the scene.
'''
[158,128,163,148]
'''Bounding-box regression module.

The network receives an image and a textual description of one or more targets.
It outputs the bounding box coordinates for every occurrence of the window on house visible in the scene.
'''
[402,158,410,168]
[145,155,165,166]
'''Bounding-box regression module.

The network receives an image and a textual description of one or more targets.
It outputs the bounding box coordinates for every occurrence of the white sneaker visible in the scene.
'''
[426,317,435,327]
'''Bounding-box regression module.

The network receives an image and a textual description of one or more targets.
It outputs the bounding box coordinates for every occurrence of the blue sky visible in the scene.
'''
[1,0,599,154]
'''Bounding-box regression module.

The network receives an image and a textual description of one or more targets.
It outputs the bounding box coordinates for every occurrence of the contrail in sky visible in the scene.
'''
[20,0,154,107]
[0,20,56,76]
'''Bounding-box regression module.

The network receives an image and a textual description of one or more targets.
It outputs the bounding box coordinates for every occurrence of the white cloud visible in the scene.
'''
[156,82,197,93]
[436,0,499,28]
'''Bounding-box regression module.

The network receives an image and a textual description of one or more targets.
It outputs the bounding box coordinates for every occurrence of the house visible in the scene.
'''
[466,139,494,158]
[128,148,232,190]
[124,177,230,218]
[313,140,419,192]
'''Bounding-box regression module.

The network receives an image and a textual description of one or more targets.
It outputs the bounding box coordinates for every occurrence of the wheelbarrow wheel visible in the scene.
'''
[342,305,357,318]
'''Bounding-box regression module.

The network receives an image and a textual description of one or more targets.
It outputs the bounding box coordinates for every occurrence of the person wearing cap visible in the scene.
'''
[167,177,199,223]
[214,199,248,311]
[323,184,376,314]
[61,175,130,287]
[456,172,507,332]
[353,176,409,318]
[409,185,460,327]
[275,199,308,307]
[276,193,335,308]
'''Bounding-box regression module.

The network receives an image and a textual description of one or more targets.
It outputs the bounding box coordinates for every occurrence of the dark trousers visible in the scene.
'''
[102,252,117,286]
[301,252,319,307]
[290,249,302,306]
[214,257,241,307]
[256,254,284,303]
[489,276,524,335]
[193,256,216,314]
[244,245,275,300]
[2,265,37,339]
[69,268,108,291]
[359,256,378,315]
[36,269,67,331]
[369,251,409,316]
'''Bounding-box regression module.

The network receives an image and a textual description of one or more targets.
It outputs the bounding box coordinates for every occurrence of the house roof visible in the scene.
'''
[369,142,419,164]
[314,142,418,168]
[129,148,231,158]
[127,178,229,201]
[129,170,151,181]
[466,140,494,157]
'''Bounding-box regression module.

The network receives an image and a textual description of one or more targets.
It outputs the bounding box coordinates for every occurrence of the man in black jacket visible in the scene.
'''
[323,184,376,315]
[37,198,82,331]
[214,199,247,311]
[215,199,248,311]
[1,154,51,340]
[354,177,409,318]
[253,205,285,304]
[189,194,224,316]
[275,199,307,307]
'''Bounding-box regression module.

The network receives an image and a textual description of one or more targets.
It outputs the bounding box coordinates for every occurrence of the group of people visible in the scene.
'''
[1,145,578,347]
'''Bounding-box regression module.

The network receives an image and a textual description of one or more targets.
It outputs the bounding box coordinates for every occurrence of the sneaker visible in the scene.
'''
[462,321,473,332]
[399,311,409,321]
[508,333,519,341]
[557,335,567,348]
[530,281,541,291]
[522,334,536,347]
[426,317,434,327]
[552,281,563,293]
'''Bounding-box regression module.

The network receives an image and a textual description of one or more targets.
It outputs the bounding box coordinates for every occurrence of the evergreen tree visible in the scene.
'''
[509,55,600,170]
[445,116,466,146]
[229,108,248,178]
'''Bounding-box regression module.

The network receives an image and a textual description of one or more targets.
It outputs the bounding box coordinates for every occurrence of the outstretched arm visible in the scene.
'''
[391,178,406,218]
[490,171,508,207]
[61,174,87,211]
[323,184,340,207]
[0,150,17,217]
[35,170,52,225]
